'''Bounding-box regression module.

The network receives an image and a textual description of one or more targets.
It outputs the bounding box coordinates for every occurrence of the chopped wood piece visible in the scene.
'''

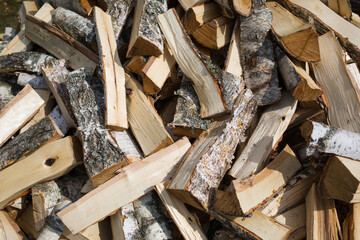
[126,0,167,57]
[0,52,54,74]
[229,91,297,179]
[126,74,173,156]
[0,28,16,52]
[306,184,340,240]
[178,0,206,11]
[168,89,257,210]
[321,155,360,203]
[52,7,96,48]
[155,183,207,240]
[0,116,63,170]
[141,45,176,95]
[16,204,39,238]
[267,2,320,62]
[18,1,38,28]
[274,203,306,240]
[110,203,142,240]
[184,2,221,34]
[0,136,81,209]
[158,9,243,117]
[211,210,291,240]
[65,68,129,186]
[346,62,360,101]
[25,14,98,73]
[110,130,142,163]
[0,211,26,239]
[311,31,360,132]
[343,203,360,240]
[94,6,128,130]
[275,47,322,101]
[63,219,113,240]
[105,0,134,39]
[0,85,49,148]
[42,0,92,16]
[58,137,191,234]
[225,18,242,79]
[232,145,302,215]
[192,16,234,50]
[301,121,360,160]
[1,3,54,55]
[328,0,352,20]
[125,56,146,75]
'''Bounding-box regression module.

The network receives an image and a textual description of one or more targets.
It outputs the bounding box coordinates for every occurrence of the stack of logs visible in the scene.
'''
[0,0,360,239]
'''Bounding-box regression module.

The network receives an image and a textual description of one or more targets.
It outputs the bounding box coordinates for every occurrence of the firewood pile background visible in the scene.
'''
[0,0,360,239]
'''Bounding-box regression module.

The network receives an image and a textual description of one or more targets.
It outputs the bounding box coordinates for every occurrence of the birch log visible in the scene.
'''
[110,203,142,240]
[0,52,54,74]
[104,0,134,39]
[42,0,92,16]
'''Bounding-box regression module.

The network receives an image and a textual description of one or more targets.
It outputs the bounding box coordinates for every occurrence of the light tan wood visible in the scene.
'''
[233,0,251,16]
[58,137,191,234]
[311,31,360,132]
[63,219,112,240]
[155,183,207,240]
[225,18,242,79]
[184,2,221,34]
[19,106,45,134]
[18,1,38,27]
[126,74,173,156]
[351,12,360,28]
[192,16,234,49]
[327,0,352,20]
[1,3,53,55]
[0,136,81,209]
[346,62,360,101]
[16,204,39,239]
[0,211,26,239]
[94,6,127,130]
[274,204,306,240]
[233,145,302,215]
[25,14,97,73]
[125,56,146,75]
[0,85,49,148]
[178,0,207,11]
[141,45,176,95]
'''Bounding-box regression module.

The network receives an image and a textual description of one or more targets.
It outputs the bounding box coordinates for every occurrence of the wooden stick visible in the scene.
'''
[126,73,173,156]
[94,6,128,130]
[232,145,302,215]
[274,203,306,240]
[155,183,207,240]
[168,89,257,210]
[0,211,26,239]
[0,85,49,148]
[311,31,360,132]
[104,0,134,39]
[58,137,191,234]
[126,0,167,57]
[25,14,98,73]
[0,136,81,209]
[184,2,221,34]
[229,91,297,179]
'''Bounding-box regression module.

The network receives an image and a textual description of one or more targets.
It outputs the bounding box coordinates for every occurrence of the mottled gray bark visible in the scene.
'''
[0,52,55,74]
[0,27,16,52]
[105,0,134,39]
[275,46,300,91]
[42,0,90,16]
[118,203,142,240]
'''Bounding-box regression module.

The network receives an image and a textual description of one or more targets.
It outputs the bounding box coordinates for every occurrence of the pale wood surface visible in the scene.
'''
[178,0,206,11]
[18,1,38,27]
[184,2,221,34]
[110,203,141,240]
[58,138,191,234]
[0,211,26,239]
[63,219,113,240]
[225,18,242,79]
[274,204,306,240]
[327,0,352,20]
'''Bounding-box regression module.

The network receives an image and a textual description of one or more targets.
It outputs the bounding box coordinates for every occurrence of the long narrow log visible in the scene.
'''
[168,89,257,211]
[0,52,54,74]
[104,0,134,39]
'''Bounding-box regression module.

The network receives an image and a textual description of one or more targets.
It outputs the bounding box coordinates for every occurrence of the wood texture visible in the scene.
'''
[110,130,142,163]
[311,31,360,132]
[0,136,81,209]
[328,0,352,20]
[184,2,221,34]
[126,73,173,156]
[0,52,54,74]
[110,204,142,240]
[229,91,297,179]
[42,0,92,16]
[125,56,146,75]
[0,85,49,148]
[94,6,127,130]
[274,203,306,240]
[225,18,242,79]
[105,0,134,39]
[0,211,26,239]
[25,14,97,73]
[177,0,206,11]
[18,1,38,28]
[58,137,191,234]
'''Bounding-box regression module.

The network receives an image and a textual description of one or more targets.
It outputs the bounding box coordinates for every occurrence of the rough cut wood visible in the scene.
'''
[94,6,128,130]
[184,2,221,34]
[311,31,360,132]
[126,73,173,156]
[155,183,207,240]
[232,145,302,215]
[65,68,129,186]
[52,7,96,48]
[105,0,134,39]
[192,16,234,50]
[158,9,242,118]
[125,56,146,76]
[126,0,167,57]
[110,203,142,240]
[0,116,63,170]
[25,14,98,73]
[16,204,39,238]
[1,3,53,55]
[274,203,306,240]
[267,2,320,62]
[229,91,297,179]
[0,211,26,239]
[58,137,191,234]
[306,183,340,240]
[0,136,81,209]
[321,155,360,203]
[141,45,176,95]
[346,62,360,101]
[0,52,54,74]
[110,130,142,163]
[301,121,360,160]
[343,203,360,240]
[168,89,257,210]
[275,47,322,101]
[328,0,352,20]
[177,0,206,11]
[42,0,92,16]
[225,19,242,79]
[63,219,113,240]
[0,85,49,148]
[18,1,38,28]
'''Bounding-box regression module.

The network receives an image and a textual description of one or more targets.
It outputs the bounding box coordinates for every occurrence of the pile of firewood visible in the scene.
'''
[0,0,360,239]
